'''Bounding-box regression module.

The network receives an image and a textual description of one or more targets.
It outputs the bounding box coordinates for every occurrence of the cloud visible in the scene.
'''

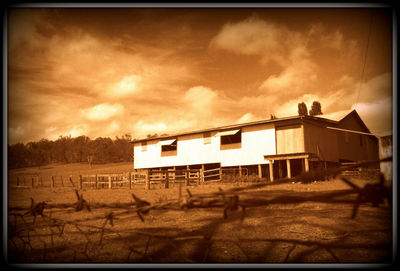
[81,103,124,121]
[210,16,310,66]
[236,113,257,124]
[352,97,392,136]
[107,75,142,97]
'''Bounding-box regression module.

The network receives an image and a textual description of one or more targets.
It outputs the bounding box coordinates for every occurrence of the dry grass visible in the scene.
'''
[7,163,393,264]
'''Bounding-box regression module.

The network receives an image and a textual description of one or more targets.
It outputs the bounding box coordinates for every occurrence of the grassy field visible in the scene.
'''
[7,163,393,264]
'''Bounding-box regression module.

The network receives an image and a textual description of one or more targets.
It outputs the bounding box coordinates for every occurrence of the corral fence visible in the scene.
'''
[9,167,223,191]
[8,161,381,191]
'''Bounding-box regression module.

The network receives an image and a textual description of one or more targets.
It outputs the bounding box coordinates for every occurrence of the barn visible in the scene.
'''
[131,110,379,181]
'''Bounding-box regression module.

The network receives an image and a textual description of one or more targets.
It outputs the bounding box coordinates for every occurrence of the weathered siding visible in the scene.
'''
[303,121,340,162]
[336,131,378,162]
[134,123,276,169]
[275,124,304,154]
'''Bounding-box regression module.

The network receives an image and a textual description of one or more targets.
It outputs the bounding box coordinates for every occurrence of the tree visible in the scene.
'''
[309,101,323,116]
[298,102,308,116]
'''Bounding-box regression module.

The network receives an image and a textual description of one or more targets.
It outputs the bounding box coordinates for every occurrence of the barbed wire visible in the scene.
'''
[8,157,392,263]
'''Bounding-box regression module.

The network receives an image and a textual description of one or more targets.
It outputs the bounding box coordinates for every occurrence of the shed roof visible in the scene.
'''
[131,110,375,143]
[131,114,340,143]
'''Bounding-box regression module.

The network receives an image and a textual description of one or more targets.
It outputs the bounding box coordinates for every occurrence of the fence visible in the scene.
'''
[10,167,223,191]
[7,158,393,263]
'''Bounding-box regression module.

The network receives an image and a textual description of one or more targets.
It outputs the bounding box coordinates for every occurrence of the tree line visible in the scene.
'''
[8,134,133,169]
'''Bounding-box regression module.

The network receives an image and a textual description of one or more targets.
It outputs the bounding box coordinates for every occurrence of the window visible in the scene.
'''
[141,141,147,151]
[203,132,211,144]
[217,129,241,145]
[161,139,177,152]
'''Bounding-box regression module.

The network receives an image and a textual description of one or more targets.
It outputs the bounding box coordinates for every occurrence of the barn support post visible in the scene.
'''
[278,161,283,179]
[269,160,274,182]
[286,159,292,179]
[258,164,262,179]
[79,175,83,190]
[304,158,309,172]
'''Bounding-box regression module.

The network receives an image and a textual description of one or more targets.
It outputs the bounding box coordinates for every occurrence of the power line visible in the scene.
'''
[355,11,373,110]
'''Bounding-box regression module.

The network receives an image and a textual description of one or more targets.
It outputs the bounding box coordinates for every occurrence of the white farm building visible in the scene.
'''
[131,110,379,181]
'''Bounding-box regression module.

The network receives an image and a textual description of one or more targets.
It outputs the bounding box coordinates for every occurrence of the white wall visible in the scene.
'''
[133,123,276,169]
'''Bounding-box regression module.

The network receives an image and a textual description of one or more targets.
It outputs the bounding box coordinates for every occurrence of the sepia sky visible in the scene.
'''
[7,7,393,144]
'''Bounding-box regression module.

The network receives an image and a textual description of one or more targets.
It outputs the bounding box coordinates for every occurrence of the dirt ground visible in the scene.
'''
[7,177,393,264]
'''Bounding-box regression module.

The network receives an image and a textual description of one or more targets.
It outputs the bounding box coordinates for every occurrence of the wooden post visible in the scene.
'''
[305,158,309,172]
[278,161,283,179]
[269,160,274,182]
[108,175,112,189]
[129,171,132,190]
[286,159,292,178]
[145,170,150,190]
[258,164,262,179]
[51,176,55,189]
[79,175,83,190]
[68,175,74,187]
[239,165,242,177]
[219,167,222,181]
[165,170,169,189]
[185,170,190,186]
[95,174,98,189]
[173,166,176,187]
[201,164,205,183]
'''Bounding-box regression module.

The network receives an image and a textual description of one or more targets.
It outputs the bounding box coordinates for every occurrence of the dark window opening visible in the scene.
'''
[161,139,177,152]
[221,130,241,145]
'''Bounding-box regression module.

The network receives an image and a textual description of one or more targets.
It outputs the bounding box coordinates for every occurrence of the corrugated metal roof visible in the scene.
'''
[214,129,240,137]
[131,113,347,143]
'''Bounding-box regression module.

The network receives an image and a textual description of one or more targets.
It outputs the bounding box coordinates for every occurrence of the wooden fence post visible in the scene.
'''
[145,170,150,190]
[108,175,112,189]
[185,170,190,186]
[79,175,83,190]
[95,174,98,189]
[129,171,132,190]
[51,176,55,189]
[165,170,169,189]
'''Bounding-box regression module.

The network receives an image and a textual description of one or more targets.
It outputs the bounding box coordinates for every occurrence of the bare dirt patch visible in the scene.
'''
[8,177,392,264]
